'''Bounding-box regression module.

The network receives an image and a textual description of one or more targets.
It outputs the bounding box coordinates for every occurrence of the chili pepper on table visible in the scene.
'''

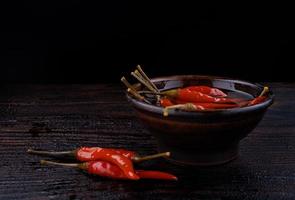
[78,148,139,179]
[161,88,240,104]
[184,86,227,97]
[135,170,177,180]
[29,147,138,179]
[27,148,170,163]
[40,160,177,181]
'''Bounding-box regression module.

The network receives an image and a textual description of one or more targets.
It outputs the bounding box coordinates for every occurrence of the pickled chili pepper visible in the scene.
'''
[163,102,242,116]
[248,96,267,106]
[162,88,240,104]
[27,148,170,163]
[191,102,238,109]
[173,99,240,109]
[184,86,227,97]
[248,86,269,106]
[160,97,174,107]
[40,160,177,181]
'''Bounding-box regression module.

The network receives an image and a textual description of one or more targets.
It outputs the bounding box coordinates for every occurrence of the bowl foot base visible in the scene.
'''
[158,143,239,166]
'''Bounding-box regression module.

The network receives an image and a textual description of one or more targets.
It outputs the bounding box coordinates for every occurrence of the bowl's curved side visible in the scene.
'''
[126,75,274,166]
[132,106,267,166]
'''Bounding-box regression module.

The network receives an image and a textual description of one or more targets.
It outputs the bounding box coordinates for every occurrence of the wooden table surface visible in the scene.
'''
[0,83,294,200]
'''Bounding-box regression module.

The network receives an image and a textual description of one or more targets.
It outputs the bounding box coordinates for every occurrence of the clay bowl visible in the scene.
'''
[126,75,274,166]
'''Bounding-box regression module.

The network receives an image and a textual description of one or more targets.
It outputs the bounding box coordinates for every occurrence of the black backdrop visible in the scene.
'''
[1,2,294,83]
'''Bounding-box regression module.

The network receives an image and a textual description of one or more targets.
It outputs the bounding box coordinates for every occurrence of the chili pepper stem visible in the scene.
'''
[136,65,159,92]
[131,71,157,94]
[133,152,170,163]
[161,89,178,98]
[120,76,136,92]
[163,103,196,117]
[40,160,84,168]
[259,86,269,97]
[27,148,76,158]
[138,91,162,95]
[127,88,151,104]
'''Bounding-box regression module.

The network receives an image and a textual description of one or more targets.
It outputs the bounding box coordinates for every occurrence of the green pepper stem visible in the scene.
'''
[40,160,80,168]
[133,152,170,163]
[161,89,179,98]
[27,148,76,158]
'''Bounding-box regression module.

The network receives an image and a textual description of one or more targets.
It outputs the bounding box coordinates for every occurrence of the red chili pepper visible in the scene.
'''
[76,147,138,180]
[193,102,238,109]
[40,160,177,181]
[28,148,170,163]
[135,170,177,180]
[160,97,174,107]
[248,96,267,106]
[113,149,136,159]
[28,148,170,180]
[163,102,240,116]
[173,99,239,109]
[86,160,126,179]
[185,86,227,97]
[162,89,239,104]
[248,86,269,106]
[76,147,136,160]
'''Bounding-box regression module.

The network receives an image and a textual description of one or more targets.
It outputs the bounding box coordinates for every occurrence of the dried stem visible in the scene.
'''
[259,86,269,97]
[40,160,80,168]
[138,91,162,95]
[127,88,151,104]
[131,71,157,93]
[27,148,75,157]
[136,65,159,92]
[121,76,136,91]
[133,152,170,163]
[163,103,197,116]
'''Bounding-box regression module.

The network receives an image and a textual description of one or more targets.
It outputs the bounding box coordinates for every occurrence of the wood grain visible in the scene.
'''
[0,83,294,200]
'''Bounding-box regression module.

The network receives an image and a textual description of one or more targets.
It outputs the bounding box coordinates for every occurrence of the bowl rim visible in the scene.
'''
[126,75,274,118]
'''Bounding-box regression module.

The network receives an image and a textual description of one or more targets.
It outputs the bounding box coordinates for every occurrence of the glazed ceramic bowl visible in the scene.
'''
[126,75,274,166]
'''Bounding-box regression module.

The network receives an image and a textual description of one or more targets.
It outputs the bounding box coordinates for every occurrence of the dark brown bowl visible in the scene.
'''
[126,75,274,166]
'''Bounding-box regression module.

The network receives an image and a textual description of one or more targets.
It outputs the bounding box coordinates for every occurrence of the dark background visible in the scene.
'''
[1,2,294,83]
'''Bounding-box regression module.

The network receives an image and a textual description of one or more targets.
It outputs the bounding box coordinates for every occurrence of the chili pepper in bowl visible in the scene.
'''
[248,87,269,106]
[160,97,174,107]
[184,86,227,97]
[163,103,205,116]
[161,88,241,104]
[40,160,177,181]
[162,102,243,116]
